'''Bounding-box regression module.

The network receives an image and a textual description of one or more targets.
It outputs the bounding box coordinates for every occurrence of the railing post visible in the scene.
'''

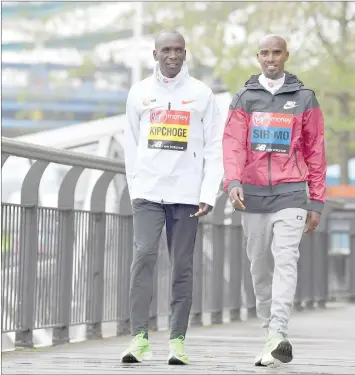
[190,222,204,326]
[116,185,133,336]
[298,233,314,309]
[210,223,225,324]
[86,171,116,340]
[350,212,355,303]
[228,211,243,321]
[294,260,303,311]
[16,160,49,348]
[116,216,133,335]
[311,206,331,308]
[53,166,84,345]
[208,193,227,325]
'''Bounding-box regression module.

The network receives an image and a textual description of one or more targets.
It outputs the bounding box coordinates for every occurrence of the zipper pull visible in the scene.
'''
[168,102,171,110]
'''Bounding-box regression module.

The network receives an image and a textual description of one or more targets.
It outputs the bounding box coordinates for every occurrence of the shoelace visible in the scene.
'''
[129,332,146,349]
[170,336,185,353]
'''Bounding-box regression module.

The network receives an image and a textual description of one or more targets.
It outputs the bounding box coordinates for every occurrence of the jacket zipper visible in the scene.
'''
[268,153,272,187]
[253,87,297,189]
[162,102,172,204]
[267,94,275,189]
[294,149,302,176]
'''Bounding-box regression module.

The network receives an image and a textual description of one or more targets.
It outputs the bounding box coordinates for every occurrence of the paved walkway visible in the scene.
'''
[2,303,355,374]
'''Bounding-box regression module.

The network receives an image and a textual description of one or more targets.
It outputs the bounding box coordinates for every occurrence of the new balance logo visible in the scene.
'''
[182,100,196,105]
[284,101,299,109]
[152,141,163,148]
[255,144,267,151]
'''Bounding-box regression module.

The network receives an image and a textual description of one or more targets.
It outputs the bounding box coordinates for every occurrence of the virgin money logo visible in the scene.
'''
[252,112,293,126]
[151,110,167,123]
[253,112,271,126]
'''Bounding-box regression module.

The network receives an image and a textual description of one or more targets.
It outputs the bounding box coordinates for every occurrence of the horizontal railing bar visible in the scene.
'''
[1,137,125,174]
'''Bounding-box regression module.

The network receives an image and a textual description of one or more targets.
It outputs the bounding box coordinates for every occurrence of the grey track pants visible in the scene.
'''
[129,199,199,339]
[242,208,307,337]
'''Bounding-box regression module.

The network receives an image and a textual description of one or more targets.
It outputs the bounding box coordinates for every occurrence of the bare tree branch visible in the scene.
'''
[324,92,355,101]
[313,13,344,68]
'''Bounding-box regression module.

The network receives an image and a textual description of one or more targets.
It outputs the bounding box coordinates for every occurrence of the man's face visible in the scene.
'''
[257,38,289,80]
[153,34,186,78]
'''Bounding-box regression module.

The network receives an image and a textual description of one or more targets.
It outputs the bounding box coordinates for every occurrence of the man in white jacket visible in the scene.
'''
[121,30,224,365]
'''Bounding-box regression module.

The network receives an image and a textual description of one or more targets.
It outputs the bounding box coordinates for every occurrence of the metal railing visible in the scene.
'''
[1,137,355,349]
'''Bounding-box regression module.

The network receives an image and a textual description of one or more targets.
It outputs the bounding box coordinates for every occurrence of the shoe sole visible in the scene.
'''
[168,356,187,365]
[272,340,293,363]
[260,340,293,367]
[121,353,140,363]
[121,351,152,363]
[254,358,265,366]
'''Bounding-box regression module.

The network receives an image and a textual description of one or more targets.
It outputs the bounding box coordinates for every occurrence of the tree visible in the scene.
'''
[301,2,355,184]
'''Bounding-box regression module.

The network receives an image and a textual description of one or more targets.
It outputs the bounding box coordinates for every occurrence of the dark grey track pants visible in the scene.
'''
[129,199,199,339]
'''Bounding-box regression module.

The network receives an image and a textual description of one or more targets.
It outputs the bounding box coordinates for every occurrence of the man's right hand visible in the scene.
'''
[229,186,245,211]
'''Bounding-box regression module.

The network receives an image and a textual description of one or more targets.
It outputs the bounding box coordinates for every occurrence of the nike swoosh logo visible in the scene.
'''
[284,104,299,109]
[182,100,196,104]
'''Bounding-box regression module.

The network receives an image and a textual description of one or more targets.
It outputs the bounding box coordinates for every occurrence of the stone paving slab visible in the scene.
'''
[2,303,355,374]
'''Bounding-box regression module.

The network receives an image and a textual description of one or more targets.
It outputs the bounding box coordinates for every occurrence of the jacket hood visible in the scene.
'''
[244,71,304,91]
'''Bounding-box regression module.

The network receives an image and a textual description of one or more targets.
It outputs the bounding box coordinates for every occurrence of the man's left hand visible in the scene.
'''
[192,203,211,217]
[304,211,321,234]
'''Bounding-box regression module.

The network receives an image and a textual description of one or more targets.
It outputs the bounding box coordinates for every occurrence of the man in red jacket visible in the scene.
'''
[223,35,326,367]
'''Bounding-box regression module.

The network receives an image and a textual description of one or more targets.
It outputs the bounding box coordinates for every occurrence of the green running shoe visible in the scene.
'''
[121,332,152,363]
[168,336,189,365]
[255,333,293,367]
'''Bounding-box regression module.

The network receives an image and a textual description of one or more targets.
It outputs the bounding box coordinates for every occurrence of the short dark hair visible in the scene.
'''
[154,29,185,49]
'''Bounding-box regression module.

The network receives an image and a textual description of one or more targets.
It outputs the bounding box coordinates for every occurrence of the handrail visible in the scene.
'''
[1,137,125,173]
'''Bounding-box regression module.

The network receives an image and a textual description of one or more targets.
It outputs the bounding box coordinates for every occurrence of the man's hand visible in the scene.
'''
[229,186,245,211]
[304,211,321,234]
[192,203,211,217]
